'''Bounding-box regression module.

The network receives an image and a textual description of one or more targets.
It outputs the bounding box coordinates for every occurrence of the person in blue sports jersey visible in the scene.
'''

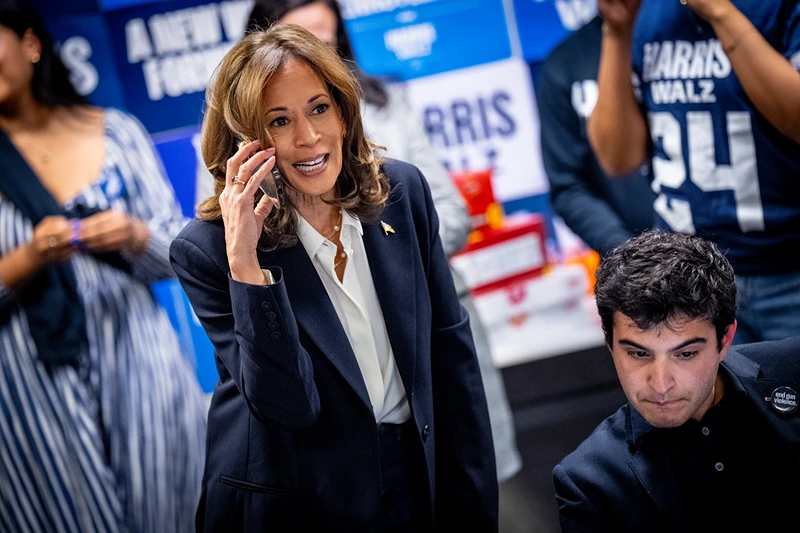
[537,14,655,257]
[587,0,800,343]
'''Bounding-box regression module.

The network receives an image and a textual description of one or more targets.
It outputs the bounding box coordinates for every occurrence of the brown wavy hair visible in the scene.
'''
[196,24,388,249]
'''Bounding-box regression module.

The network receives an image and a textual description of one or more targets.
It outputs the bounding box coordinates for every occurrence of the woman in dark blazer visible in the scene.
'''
[169,24,497,532]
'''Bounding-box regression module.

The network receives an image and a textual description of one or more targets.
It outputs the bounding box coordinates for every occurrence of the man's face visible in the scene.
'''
[609,312,737,428]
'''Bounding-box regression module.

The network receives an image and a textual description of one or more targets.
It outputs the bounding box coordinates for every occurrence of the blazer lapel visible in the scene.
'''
[629,443,689,529]
[726,352,800,470]
[362,199,417,395]
[260,243,373,411]
[626,407,690,530]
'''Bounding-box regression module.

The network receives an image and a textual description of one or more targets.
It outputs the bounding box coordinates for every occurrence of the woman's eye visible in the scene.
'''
[270,117,288,128]
[312,103,329,115]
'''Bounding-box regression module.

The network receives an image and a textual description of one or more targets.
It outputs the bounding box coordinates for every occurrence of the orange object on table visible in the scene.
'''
[450,168,504,233]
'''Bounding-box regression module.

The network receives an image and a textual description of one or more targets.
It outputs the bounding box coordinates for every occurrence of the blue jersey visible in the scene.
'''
[632,0,800,274]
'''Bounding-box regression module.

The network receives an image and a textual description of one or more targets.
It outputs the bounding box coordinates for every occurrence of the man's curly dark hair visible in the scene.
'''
[595,231,737,351]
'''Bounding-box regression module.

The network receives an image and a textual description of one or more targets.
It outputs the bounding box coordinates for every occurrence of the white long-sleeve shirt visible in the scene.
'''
[295,210,411,423]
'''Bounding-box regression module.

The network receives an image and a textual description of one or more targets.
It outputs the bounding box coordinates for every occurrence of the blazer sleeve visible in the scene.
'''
[170,235,320,429]
[413,168,499,530]
[554,463,613,533]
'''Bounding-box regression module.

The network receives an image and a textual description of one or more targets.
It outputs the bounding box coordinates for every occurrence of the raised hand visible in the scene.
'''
[219,141,279,284]
[78,210,150,254]
[597,0,643,35]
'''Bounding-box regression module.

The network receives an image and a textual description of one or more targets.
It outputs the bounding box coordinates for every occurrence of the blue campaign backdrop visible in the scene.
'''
[30,0,161,16]
[26,0,101,17]
[342,0,512,80]
[28,0,590,393]
[153,125,203,218]
[152,278,218,393]
[513,0,596,62]
[151,126,220,393]
[103,0,253,133]
[98,0,162,11]
[46,14,127,109]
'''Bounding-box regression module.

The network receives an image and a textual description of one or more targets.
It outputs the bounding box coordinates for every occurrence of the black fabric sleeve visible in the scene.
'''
[169,236,321,429]
[537,59,636,256]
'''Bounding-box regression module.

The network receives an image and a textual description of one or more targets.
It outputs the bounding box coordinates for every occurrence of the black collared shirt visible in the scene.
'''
[632,365,799,530]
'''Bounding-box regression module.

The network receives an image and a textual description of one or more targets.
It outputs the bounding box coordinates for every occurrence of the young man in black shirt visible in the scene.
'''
[554,230,800,532]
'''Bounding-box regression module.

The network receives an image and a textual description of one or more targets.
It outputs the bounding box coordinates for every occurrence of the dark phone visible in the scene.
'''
[260,165,286,210]
[238,140,285,210]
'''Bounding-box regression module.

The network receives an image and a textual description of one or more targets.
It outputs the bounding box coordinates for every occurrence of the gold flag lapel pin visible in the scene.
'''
[381,221,395,235]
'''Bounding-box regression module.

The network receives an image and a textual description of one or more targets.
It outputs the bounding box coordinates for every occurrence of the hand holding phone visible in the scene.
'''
[238,140,285,210]
[222,140,280,284]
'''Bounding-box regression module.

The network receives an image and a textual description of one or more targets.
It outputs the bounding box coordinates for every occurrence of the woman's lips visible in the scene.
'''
[292,154,328,176]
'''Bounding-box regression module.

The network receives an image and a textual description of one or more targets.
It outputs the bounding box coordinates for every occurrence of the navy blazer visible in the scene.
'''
[170,159,498,532]
[554,337,800,532]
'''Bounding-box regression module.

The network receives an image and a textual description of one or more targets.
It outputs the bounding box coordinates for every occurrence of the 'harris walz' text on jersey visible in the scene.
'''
[632,0,800,275]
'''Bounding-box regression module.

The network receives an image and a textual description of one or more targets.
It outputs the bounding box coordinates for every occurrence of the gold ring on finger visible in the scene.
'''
[47,236,58,249]
[232,176,247,186]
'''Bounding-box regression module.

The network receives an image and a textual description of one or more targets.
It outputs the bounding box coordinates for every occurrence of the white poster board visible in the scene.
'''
[405,57,549,201]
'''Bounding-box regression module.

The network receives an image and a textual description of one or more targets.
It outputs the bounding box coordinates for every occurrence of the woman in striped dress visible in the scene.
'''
[0,1,206,531]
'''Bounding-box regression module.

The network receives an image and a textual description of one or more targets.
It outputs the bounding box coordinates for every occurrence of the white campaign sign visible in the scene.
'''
[405,57,549,201]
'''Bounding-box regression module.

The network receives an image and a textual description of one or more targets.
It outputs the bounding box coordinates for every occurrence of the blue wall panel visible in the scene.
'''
[343,0,512,80]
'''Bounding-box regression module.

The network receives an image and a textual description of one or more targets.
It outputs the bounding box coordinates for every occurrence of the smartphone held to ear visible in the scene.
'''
[260,166,285,210]
[239,140,285,210]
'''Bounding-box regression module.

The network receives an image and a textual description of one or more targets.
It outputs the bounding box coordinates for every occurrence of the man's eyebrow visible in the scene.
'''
[618,339,650,351]
[618,337,708,351]
[668,337,708,351]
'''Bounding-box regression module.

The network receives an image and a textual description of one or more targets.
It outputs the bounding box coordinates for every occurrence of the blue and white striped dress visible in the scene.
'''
[0,109,207,532]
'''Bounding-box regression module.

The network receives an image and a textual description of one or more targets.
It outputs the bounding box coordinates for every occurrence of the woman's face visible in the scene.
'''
[263,57,344,203]
[0,26,37,107]
[279,2,338,47]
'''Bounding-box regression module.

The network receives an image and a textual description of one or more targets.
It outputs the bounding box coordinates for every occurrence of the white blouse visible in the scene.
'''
[296,210,410,423]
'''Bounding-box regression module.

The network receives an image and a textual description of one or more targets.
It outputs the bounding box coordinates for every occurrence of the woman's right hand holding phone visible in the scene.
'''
[221,141,279,285]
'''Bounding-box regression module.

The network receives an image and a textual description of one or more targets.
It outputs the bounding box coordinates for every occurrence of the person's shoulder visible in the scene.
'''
[171,217,226,260]
[100,107,155,142]
[102,107,143,129]
[380,83,412,110]
[381,157,426,191]
[363,84,414,133]
[542,15,602,75]
[727,337,800,381]
[380,158,437,225]
[175,216,223,243]
[557,404,633,477]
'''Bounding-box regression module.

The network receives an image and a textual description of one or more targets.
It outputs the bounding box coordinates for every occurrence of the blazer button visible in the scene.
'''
[270,331,282,341]
[266,311,277,321]
[268,321,279,330]
[422,424,430,442]
[261,301,272,310]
